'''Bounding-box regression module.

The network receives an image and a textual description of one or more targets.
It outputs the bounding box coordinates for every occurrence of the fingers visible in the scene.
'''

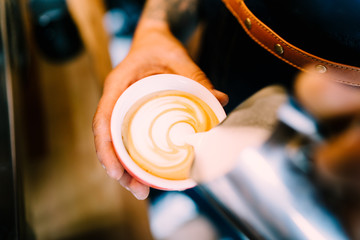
[92,66,130,178]
[316,121,360,183]
[93,61,151,199]
[212,89,229,106]
[184,67,229,106]
[294,67,360,188]
[295,69,360,119]
[93,106,125,180]
[119,172,150,200]
[171,54,229,106]
[93,104,150,200]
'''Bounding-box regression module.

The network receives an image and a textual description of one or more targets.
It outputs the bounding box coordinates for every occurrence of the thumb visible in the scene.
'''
[175,60,229,106]
[295,67,360,119]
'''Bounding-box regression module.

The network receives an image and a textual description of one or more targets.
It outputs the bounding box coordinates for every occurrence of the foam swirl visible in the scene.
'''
[122,90,219,180]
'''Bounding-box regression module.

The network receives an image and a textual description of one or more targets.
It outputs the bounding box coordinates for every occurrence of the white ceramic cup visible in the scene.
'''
[111,74,226,190]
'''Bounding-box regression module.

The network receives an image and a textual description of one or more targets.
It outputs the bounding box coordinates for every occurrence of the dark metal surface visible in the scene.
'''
[200,99,350,240]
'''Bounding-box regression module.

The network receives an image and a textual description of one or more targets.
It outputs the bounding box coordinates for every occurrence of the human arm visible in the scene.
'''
[92,0,228,200]
[295,70,360,187]
[294,69,360,237]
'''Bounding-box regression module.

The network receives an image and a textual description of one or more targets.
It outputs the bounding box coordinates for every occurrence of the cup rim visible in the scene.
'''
[110,74,226,190]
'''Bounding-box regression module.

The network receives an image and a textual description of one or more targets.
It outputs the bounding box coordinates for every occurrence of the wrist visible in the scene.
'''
[136,0,201,42]
[134,16,172,38]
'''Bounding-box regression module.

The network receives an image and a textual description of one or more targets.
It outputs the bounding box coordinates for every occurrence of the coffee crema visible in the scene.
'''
[122,90,219,180]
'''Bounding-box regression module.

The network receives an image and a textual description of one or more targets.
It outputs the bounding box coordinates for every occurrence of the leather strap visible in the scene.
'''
[222,0,360,87]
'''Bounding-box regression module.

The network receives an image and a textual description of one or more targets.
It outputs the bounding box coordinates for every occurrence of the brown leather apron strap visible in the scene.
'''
[222,0,360,87]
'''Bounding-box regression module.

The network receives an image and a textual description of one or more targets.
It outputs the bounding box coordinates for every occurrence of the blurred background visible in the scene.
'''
[0,0,157,239]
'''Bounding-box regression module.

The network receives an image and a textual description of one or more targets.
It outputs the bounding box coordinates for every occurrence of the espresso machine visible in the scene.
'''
[148,85,354,240]
[193,87,352,240]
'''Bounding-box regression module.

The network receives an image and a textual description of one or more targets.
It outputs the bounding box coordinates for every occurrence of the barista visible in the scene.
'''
[93,0,360,209]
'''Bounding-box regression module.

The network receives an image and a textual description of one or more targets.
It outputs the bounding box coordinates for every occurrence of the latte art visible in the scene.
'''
[122,90,219,180]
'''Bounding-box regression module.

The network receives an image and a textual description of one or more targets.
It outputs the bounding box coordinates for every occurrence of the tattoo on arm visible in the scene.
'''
[143,0,201,39]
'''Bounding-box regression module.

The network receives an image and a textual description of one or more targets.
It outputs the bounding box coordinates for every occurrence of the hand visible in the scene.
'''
[92,18,228,200]
[295,69,360,189]
[295,69,360,238]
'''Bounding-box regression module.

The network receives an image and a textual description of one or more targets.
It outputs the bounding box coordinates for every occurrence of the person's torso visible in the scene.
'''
[247,0,360,67]
[198,0,360,111]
